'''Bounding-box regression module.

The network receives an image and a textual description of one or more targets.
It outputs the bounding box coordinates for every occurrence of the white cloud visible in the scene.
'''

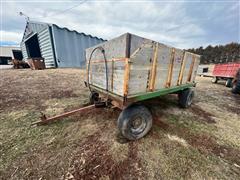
[0,0,239,49]
[0,30,22,43]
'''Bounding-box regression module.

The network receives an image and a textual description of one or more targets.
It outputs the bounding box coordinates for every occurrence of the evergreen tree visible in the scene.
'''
[187,42,240,64]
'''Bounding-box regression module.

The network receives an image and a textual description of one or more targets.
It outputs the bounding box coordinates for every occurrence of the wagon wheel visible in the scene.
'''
[178,88,194,108]
[89,91,99,104]
[117,104,152,140]
[211,77,218,83]
[232,80,240,94]
[225,78,233,88]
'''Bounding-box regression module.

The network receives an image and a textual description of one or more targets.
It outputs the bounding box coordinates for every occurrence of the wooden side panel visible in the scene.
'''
[89,60,125,96]
[130,34,153,55]
[86,33,200,99]
[113,61,125,95]
[85,33,127,61]
[191,55,200,82]
[90,62,109,91]
[154,44,172,90]
[177,51,186,85]
[181,52,195,84]
[128,43,154,96]
[171,49,184,86]
[86,34,128,97]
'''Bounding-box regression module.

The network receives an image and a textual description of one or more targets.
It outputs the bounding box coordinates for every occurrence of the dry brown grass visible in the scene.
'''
[0,69,239,179]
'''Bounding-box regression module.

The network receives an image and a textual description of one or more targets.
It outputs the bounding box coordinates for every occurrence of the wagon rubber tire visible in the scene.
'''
[232,80,240,94]
[212,77,218,83]
[178,88,194,108]
[225,78,233,88]
[89,91,99,104]
[117,105,152,140]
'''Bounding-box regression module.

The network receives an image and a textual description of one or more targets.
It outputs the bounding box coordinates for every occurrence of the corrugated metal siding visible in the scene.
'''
[23,22,48,41]
[21,42,28,60]
[38,27,55,68]
[21,21,105,68]
[21,21,49,60]
[52,25,105,68]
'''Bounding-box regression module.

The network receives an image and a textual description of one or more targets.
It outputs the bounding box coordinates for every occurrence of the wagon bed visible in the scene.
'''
[86,33,200,108]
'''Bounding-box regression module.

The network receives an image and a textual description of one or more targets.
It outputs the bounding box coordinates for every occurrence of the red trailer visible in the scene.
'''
[212,63,240,88]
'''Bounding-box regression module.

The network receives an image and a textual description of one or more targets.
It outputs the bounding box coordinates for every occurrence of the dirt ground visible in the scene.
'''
[0,69,239,180]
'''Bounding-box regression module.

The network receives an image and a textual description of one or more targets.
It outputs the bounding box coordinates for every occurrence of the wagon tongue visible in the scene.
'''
[31,104,96,126]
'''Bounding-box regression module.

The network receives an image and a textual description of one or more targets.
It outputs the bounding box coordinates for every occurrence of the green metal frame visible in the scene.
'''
[90,83,195,105]
[127,83,195,102]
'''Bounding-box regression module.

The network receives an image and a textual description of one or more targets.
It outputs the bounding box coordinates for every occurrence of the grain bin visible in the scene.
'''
[85,33,200,140]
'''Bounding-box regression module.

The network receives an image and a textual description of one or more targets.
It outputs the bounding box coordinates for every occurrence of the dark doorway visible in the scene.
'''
[25,34,41,58]
[12,50,23,60]
[203,67,208,73]
[0,56,12,65]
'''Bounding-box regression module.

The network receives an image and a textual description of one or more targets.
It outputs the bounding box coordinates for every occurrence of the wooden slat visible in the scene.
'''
[87,59,92,84]
[165,48,175,87]
[126,33,131,58]
[90,58,126,64]
[127,44,154,95]
[190,55,200,82]
[123,58,130,96]
[187,55,196,82]
[177,51,186,85]
[111,60,114,91]
[149,43,159,91]
[90,60,125,96]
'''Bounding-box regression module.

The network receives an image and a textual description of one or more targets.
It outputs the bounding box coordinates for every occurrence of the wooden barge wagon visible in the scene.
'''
[86,33,200,140]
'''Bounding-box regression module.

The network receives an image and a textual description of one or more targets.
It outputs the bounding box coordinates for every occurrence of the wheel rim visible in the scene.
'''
[212,77,217,83]
[130,115,146,134]
[90,92,99,103]
[93,93,99,101]
[187,92,193,106]
[232,83,236,90]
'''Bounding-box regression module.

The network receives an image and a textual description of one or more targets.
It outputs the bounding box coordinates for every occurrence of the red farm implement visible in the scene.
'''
[211,63,240,89]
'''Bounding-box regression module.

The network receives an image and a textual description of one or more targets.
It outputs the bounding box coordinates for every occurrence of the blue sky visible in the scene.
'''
[0,0,239,49]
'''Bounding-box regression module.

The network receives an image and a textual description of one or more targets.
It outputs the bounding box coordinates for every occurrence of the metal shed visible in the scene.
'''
[0,46,22,65]
[21,21,105,68]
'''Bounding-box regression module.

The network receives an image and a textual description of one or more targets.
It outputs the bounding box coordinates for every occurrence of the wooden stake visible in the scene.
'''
[149,43,159,91]
[178,51,186,85]
[166,48,175,88]
[187,55,196,82]
[123,58,130,96]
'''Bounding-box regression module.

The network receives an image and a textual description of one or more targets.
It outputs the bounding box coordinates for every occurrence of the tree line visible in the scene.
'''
[186,42,240,64]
